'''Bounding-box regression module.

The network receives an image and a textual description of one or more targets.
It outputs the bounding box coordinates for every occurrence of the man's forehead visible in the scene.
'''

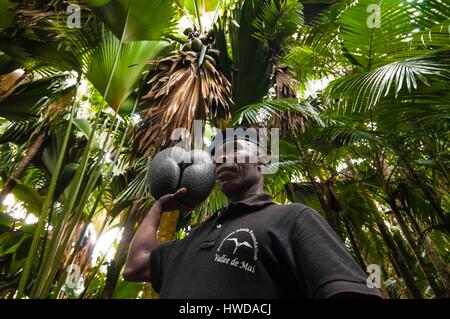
[215,139,259,151]
[208,126,265,156]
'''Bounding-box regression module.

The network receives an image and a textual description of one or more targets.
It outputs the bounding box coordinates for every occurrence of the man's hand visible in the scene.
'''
[123,188,194,282]
[155,187,196,213]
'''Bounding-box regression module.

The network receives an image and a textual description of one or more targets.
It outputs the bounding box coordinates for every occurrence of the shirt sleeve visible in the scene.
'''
[288,207,382,299]
[149,239,181,293]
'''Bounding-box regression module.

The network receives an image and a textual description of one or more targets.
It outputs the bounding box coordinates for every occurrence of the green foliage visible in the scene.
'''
[253,0,304,46]
[85,29,168,111]
[0,0,448,300]
[0,75,68,121]
[84,0,178,42]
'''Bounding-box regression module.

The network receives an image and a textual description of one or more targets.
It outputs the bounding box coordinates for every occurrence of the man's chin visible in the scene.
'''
[218,180,237,195]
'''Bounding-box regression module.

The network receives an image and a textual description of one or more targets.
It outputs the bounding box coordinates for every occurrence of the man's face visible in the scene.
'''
[213,139,263,198]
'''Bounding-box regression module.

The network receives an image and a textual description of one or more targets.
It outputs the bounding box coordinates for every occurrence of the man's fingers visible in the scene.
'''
[173,187,187,198]
[160,188,186,201]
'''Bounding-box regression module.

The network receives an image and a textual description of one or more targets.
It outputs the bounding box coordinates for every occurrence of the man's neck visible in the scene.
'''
[227,183,264,203]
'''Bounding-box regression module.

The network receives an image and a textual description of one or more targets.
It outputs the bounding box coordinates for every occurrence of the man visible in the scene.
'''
[124,128,382,299]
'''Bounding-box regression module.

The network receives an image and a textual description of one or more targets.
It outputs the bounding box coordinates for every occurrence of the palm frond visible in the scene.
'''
[374,83,450,130]
[0,120,36,145]
[0,17,101,74]
[313,125,386,150]
[86,29,168,111]
[229,0,272,109]
[85,0,178,42]
[283,2,345,89]
[0,74,69,121]
[326,51,450,112]
[22,166,49,192]
[410,19,450,50]
[0,51,16,74]
[0,0,17,30]
[417,0,450,27]
[135,50,232,156]
[274,66,298,99]
[337,0,415,69]
[231,98,323,128]
[253,0,304,47]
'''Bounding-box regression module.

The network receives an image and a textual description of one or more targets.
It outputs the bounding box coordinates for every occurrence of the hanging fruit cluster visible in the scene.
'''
[180,27,221,67]
[135,26,233,156]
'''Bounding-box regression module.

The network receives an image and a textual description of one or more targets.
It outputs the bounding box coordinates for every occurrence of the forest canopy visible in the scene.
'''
[0,0,449,299]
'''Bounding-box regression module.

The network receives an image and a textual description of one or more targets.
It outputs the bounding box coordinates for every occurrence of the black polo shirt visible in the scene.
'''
[149,193,381,299]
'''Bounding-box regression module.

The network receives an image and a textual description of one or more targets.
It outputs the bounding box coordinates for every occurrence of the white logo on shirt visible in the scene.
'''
[214,228,258,274]
[226,238,253,254]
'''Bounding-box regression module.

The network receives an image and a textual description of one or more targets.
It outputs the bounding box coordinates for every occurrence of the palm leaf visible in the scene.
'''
[417,0,450,27]
[231,98,323,127]
[411,19,450,50]
[337,0,415,70]
[252,0,304,46]
[85,0,178,42]
[0,120,36,145]
[0,74,68,121]
[0,0,17,30]
[181,0,221,16]
[326,51,450,112]
[11,181,44,215]
[0,51,16,74]
[135,50,232,156]
[283,3,345,89]
[373,83,450,129]
[228,0,272,109]
[313,125,386,150]
[0,17,101,75]
[86,29,168,112]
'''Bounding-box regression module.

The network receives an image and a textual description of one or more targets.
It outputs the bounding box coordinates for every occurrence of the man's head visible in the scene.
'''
[208,127,268,200]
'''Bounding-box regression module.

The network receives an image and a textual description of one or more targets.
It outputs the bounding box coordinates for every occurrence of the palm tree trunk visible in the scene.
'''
[0,132,46,203]
[423,237,450,297]
[341,214,366,270]
[293,139,340,233]
[373,151,445,298]
[390,205,444,298]
[101,203,140,299]
[401,198,450,293]
[376,220,423,299]
[391,143,446,227]
[345,155,423,298]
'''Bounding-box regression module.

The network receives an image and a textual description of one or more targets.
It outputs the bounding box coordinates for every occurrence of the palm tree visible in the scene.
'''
[0,0,448,299]
[227,0,450,298]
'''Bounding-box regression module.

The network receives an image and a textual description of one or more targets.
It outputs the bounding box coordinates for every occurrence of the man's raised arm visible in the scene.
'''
[123,188,191,282]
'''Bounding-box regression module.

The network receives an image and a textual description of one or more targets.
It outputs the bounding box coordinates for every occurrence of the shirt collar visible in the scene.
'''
[229,192,273,208]
[201,193,274,225]
[213,192,273,218]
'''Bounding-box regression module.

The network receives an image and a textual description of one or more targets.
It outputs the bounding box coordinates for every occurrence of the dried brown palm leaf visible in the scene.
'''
[0,69,30,102]
[44,87,76,122]
[272,66,306,136]
[134,50,232,156]
[275,66,297,99]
